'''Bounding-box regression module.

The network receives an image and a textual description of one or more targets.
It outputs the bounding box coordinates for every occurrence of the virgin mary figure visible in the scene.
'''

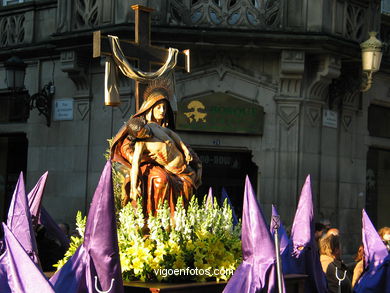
[110,78,202,215]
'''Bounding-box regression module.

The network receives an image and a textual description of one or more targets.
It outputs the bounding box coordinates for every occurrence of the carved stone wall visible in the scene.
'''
[0,10,33,47]
[0,0,373,49]
[53,0,372,38]
[56,0,115,33]
[167,0,280,28]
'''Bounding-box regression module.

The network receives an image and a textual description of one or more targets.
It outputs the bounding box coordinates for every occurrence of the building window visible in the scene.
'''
[382,0,390,14]
[2,0,24,6]
[0,91,29,123]
[368,104,390,139]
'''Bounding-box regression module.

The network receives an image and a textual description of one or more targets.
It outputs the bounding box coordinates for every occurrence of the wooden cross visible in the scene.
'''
[93,5,190,111]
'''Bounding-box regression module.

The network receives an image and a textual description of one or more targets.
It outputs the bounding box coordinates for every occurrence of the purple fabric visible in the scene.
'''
[270,205,289,255]
[281,175,327,293]
[353,210,390,292]
[50,161,124,293]
[27,172,48,228]
[6,172,39,266]
[224,176,283,293]
[221,187,238,226]
[0,223,55,293]
[27,171,70,249]
[206,187,214,207]
[361,209,388,271]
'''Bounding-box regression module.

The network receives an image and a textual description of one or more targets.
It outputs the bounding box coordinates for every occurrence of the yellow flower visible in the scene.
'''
[186,240,195,251]
[194,240,206,250]
[194,259,204,269]
[126,246,136,255]
[205,254,215,265]
[168,241,180,254]
[150,258,161,270]
[155,243,166,258]
[132,257,144,275]
[173,256,186,269]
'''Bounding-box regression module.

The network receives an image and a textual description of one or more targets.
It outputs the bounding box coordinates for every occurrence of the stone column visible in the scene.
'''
[274,50,305,223]
[331,64,366,254]
[59,50,92,216]
[302,55,341,223]
[274,51,342,225]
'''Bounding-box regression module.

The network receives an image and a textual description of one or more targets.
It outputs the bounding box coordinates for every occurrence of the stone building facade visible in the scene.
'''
[0,0,389,255]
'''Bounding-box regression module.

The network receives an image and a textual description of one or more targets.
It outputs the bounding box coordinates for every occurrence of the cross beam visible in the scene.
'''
[93,5,190,110]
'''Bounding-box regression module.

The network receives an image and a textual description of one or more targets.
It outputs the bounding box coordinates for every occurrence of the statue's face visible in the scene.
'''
[152,100,167,121]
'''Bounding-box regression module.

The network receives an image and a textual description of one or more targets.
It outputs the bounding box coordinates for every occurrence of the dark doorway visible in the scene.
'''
[194,148,258,219]
[366,147,390,228]
[366,104,390,228]
[0,133,28,222]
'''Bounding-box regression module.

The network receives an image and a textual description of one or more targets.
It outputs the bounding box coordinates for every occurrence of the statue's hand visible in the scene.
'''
[185,151,193,164]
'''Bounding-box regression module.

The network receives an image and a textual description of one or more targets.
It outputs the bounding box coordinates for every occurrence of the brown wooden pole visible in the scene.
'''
[132,5,154,111]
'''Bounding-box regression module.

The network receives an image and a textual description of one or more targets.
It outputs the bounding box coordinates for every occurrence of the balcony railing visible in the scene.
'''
[0,0,373,49]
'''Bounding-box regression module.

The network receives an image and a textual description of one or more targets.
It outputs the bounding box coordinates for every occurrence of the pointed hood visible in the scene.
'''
[27,172,48,228]
[83,160,123,292]
[241,176,274,262]
[270,204,289,254]
[362,209,388,270]
[6,172,39,265]
[221,187,238,226]
[354,210,390,292]
[0,223,55,293]
[281,175,327,293]
[26,172,70,249]
[224,176,281,293]
[50,161,124,293]
[206,187,214,207]
[290,175,313,252]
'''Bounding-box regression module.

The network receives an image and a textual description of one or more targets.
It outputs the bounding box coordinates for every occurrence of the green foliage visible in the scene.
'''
[56,196,242,282]
[105,138,124,212]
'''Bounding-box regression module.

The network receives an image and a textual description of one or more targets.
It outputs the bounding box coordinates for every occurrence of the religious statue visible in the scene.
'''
[110,78,202,215]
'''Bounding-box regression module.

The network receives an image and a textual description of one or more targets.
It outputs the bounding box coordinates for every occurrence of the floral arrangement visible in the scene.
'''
[57,146,242,282]
[55,195,242,282]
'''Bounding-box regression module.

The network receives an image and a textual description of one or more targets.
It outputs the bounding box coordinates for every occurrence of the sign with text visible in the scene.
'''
[176,92,264,135]
[323,109,338,128]
[53,98,73,121]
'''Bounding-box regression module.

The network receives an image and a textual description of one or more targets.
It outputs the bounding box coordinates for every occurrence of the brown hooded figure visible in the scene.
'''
[110,78,202,215]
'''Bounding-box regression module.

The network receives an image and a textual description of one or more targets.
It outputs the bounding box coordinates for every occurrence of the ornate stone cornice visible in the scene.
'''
[328,62,361,111]
[279,50,305,97]
[305,55,341,101]
[60,50,90,97]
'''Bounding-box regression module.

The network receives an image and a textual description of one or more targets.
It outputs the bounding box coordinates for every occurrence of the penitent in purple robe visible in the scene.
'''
[281,175,327,293]
[27,171,70,250]
[50,161,124,293]
[221,187,238,226]
[6,172,40,266]
[353,210,390,292]
[223,176,284,293]
[0,223,55,293]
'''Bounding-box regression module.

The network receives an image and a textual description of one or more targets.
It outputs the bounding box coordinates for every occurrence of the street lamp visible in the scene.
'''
[360,32,383,92]
[4,56,26,90]
[4,56,54,126]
